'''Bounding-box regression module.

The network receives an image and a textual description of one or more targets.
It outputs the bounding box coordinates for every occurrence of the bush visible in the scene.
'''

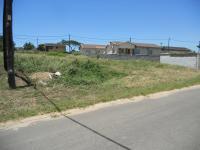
[23,42,35,50]
[56,59,126,86]
[14,54,126,86]
[37,44,46,51]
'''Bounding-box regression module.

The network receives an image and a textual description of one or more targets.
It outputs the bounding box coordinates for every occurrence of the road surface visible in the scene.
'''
[1,87,200,150]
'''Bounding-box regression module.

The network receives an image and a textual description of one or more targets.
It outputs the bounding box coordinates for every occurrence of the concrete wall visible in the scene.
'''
[99,54,160,61]
[80,48,106,55]
[160,55,200,69]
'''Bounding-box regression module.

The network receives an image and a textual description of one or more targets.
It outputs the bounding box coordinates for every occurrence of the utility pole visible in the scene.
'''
[168,37,171,50]
[36,37,39,48]
[3,0,7,70]
[129,37,132,43]
[68,34,71,52]
[3,0,16,89]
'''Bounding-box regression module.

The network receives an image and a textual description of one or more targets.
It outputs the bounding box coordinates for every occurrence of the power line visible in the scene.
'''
[13,34,69,38]
[71,34,127,41]
[171,38,197,44]
[12,33,199,45]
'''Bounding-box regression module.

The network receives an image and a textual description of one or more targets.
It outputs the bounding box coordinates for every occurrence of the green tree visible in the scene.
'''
[61,40,81,51]
[23,42,35,50]
[37,44,46,51]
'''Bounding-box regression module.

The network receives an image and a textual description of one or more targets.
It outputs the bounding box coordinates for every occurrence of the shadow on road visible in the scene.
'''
[38,90,132,150]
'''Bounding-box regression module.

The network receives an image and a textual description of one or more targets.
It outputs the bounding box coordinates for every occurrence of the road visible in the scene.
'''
[1,87,200,150]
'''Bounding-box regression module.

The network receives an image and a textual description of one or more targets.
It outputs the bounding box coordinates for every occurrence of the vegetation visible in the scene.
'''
[37,44,46,51]
[61,39,81,51]
[0,52,200,122]
[23,42,35,50]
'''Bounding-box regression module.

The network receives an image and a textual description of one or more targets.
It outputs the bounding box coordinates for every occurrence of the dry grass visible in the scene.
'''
[0,52,200,122]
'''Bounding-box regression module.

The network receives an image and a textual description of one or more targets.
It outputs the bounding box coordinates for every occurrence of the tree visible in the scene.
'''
[0,36,3,52]
[37,44,46,51]
[61,40,81,51]
[23,42,35,50]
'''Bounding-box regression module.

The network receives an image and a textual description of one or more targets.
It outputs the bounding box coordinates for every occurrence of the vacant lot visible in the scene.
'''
[1,52,200,122]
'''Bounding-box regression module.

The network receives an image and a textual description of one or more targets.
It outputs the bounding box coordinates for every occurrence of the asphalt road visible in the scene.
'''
[1,87,200,150]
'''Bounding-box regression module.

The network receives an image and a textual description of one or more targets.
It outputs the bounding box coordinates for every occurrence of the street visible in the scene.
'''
[0,87,200,150]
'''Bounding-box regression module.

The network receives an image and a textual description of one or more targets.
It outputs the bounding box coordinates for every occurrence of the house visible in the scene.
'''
[44,43,66,52]
[106,42,161,56]
[134,43,161,56]
[80,41,192,57]
[80,44,107,55]
[161,46,191,54]
[106,42,135,55]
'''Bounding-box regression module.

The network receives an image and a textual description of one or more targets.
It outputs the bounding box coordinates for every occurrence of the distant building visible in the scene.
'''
[80,44,107,55]
[134,42,161,56]
[161,46,191,54]
[80,41,192,56]
[106,42,135,55]
[44,43,66,52]
[106,42,161,56]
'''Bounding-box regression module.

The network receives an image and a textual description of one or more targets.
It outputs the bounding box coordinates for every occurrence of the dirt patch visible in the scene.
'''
[15,77,28,87]
[30,72,51,81]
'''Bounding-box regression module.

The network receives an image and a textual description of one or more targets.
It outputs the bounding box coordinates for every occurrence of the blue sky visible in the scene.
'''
[0,0,199,51]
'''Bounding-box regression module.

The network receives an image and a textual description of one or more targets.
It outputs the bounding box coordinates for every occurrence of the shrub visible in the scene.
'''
[23,42,35,50]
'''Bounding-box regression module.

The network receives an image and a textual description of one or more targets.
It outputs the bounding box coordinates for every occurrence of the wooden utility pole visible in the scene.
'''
[3,0,7,70]
[3,0,16,89]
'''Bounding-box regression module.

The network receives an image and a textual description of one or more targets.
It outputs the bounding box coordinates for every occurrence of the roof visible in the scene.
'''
[133,42,160,48]
[110,41,134,46]
[162,46,191,52]
[110,41,160,48]
[80,44,106,49]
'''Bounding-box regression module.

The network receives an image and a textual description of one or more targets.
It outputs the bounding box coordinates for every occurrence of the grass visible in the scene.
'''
[1,51,200,122]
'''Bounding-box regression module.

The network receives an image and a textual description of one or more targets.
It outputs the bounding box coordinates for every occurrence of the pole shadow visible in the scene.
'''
[38,90,132,150]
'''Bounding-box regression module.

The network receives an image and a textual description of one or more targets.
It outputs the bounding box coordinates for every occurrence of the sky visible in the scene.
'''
[0,0,199,51]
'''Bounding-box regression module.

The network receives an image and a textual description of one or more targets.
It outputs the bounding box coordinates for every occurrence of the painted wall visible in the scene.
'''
[80,48,106,55]
[99,54,160,61]
[160,55,200,69]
